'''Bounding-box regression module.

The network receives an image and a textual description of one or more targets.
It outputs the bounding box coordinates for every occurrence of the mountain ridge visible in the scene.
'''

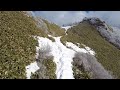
[0,11,120,79]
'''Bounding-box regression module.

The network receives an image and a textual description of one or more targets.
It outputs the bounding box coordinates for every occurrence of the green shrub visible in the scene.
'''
[43,58,56,79]
[72,61,91,79]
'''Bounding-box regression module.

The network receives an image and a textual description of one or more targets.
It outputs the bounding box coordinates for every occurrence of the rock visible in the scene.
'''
[73,52,113,79]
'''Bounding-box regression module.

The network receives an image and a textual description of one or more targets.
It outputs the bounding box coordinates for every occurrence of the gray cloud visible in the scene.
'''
[34,11,120,27]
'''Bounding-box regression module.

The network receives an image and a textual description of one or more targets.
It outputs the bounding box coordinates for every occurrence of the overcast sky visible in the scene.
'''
[34,11,120,27]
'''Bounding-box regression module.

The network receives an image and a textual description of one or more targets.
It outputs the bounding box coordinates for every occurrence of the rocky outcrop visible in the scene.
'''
[24,11,49,34]
[35,17,49,33]
[82,17,120,49]
[73,52,113,79]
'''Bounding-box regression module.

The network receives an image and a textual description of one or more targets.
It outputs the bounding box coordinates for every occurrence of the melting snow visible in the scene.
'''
[62,26,72,31]
[62,26,72,35]
[37,36,75,79]
[25,61,39,79]
[25,35,95,79]
[66,42,95,56]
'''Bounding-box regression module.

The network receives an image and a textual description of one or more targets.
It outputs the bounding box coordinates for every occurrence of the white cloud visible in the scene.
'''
[86,11,120,28]
[34,11,87,26]
[34,11,120,28]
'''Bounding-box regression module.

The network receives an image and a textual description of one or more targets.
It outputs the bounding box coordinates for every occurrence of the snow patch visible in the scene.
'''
[37,36,95,79]
[66,42,95,55]
[26,61,39,79]
[62,26,72,31]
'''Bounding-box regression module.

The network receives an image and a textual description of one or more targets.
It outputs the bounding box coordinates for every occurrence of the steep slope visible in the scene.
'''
[0,11,119,79]
[31,35,98,79]
[61,19,120,78]
[0,11,64,79]
[0,11,45,78]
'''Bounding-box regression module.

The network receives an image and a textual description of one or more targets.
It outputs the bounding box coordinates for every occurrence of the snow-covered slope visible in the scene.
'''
[26,34,96,79]
[62,26,72,31]
[26,62,39,79]
[25,17,115,79]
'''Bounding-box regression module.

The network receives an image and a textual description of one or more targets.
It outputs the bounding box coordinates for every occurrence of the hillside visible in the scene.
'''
[0,11,120,79]
[61,18,120,78]
[82,17,120,49]
[0,11,64,79]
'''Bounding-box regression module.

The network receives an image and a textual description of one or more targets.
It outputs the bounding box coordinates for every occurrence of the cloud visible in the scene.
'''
[34,11,120,27]
[87,11,120,28]
[34,11,87,26]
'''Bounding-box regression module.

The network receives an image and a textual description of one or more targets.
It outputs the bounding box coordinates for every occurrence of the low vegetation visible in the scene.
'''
[0,11,48,78]
[72,61,91,79]
[31,58,56,79]
[43,19,65,36]
[1,11,119,79]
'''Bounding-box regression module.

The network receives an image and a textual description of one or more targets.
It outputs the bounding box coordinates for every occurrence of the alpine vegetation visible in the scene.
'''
[1,11,120,79]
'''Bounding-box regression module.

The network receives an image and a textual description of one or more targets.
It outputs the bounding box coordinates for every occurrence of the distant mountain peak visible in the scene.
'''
[82,17,120,49]
[83,17,106,27]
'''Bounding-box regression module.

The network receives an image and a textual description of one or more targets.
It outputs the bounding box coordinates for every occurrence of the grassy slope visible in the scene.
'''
[43,19,65,36]
[61,22,120,78]
[0,11,65,79]
[0,11,48,79]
